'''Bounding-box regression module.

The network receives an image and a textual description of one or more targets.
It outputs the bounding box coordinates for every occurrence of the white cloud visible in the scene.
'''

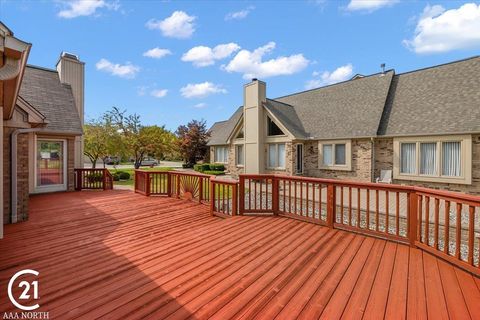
[180,82,227,99]
[57,0,118,18]
[403,3,480,54]
[146,11,196,39]
[95,58,139,79]
[225,6,254,20]
[305,64,353,89]
[223,42,309,79]
[346,0,398,12]
[194,103,207,108]
[182,43,241,67]
[143,47,172,59]
[150,89,168,98]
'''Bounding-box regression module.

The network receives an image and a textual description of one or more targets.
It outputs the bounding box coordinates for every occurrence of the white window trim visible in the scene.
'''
[214,146,228,164]
[34,137,68,193]
[235,144,244,167]
[393,135,472,185]
[267,143,286,170]
[318,140,352,171]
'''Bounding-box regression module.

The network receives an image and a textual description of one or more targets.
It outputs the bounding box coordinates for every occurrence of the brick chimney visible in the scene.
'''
[243,78,266,174]
[56,52,85,168]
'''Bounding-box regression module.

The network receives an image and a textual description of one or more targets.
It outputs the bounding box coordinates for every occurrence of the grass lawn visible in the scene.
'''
[109,167,172,186]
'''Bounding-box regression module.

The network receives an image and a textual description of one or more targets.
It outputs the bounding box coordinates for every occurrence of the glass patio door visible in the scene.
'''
[36,139,67,192]
[296,144,304,174]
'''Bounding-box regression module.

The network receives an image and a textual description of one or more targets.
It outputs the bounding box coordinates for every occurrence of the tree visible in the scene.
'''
[176,119,210,166]
[83,118,118,168]
[105,107,177,169]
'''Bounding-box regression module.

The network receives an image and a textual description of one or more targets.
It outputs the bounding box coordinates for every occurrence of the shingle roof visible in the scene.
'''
[207,106,243,145]
[263,99,308,139]
[19,65,82,135]
[379,56,480,136]
[274,70,394,139]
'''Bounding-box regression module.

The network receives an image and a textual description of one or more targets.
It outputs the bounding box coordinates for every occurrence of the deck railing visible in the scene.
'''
[134,170,480,276]
[74,168,113,191]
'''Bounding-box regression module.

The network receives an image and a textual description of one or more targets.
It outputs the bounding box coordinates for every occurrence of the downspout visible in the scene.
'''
[11,128,43,223]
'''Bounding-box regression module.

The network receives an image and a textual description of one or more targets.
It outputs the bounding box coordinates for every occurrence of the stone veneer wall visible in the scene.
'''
[3,128,29,224]
[374,135,480,195]
[303,139,373,182]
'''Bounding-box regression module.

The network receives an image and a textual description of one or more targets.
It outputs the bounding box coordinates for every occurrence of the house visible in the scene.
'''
[208,56,480,195]
[0,22,84,238]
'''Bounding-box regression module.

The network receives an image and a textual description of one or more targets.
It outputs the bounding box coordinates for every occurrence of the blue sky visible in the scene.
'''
[1,0,480,131]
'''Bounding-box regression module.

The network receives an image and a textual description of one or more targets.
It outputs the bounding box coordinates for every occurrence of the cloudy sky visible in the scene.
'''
[2,0,480,130]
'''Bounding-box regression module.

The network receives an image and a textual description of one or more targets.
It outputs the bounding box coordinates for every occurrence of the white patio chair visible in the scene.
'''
[376,170,392,184]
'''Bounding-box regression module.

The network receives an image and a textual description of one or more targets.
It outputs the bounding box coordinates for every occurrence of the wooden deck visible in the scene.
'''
[1,191,479,319]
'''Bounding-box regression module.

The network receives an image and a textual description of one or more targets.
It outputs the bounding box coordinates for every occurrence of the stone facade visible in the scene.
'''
[212,135,480,195]
[304,139,373,182]
[3,131,77,225]
[3,128,30,224]
[375,135,480,195]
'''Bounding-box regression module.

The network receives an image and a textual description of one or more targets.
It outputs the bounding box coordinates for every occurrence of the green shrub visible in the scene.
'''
[86,173,103,183]
[118,171,130,180]
[182,163,194,169]
[209,164,225,171]
[194,163,211,172]
[112,173,120,181]
[203,170,225,175]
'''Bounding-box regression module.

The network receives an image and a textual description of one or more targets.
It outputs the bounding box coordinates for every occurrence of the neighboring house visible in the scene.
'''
[208,56,480,195]
[0,22,84,237]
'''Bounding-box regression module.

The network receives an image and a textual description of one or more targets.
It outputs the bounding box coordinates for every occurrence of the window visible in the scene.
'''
[400,143,416,174]
[319,140,351,170]
[420,143,437,175]
[214,146,228,163]
[323,144,333,165]
[296,144,303,174]
[335,144,346,165]
[442,142,461,176]
[268,143,286,169]
[236,127,244,139]
[394,136,471,185]
[235,145,244,166]
[267,117,285,136]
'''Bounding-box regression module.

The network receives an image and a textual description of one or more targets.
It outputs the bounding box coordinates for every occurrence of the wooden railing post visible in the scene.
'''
[75,169,82,191]
[145,173,151,196]
[198,177,203,204]
[209,179,215,216]
[176,174,181,198]
[238,175,245,216]
[409,191,418,247]
[272,176,279,215]
[167,172,172,197]
[103,169,108,190]
[232,182,238,216]
[326,184,335,228]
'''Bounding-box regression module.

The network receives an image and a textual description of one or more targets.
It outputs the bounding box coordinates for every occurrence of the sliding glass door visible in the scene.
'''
[36,139,67,192]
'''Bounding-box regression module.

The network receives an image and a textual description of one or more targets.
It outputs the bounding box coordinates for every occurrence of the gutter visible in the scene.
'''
[10,128,81,223]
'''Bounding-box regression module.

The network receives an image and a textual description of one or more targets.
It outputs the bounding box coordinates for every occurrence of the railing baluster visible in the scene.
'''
[424,196,430,244]
[444,200,450,254]
[396,192,400,236]
[468,205,475,265]
[357,187,361,227]
[340,186,344,224]
[455,203,462,259]
[348,187,352,226]
[385,190,390,234]
[376,190,379,232]
[434,198,440,249]
[366,189,370,230]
